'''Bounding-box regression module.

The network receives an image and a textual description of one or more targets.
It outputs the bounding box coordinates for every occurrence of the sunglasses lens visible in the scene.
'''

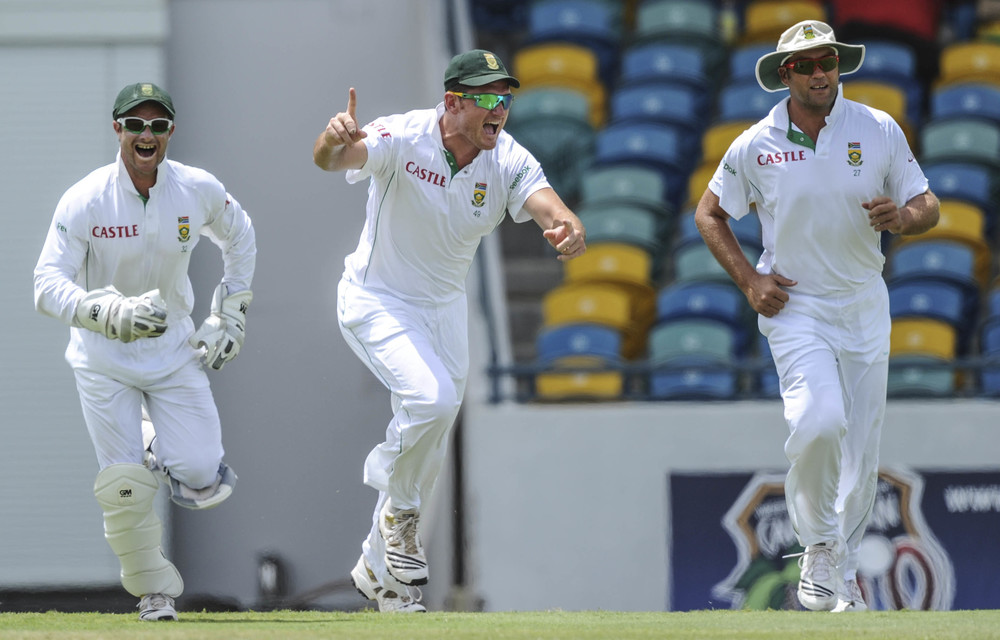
[473,94,511,110]
[149,119,172,134]
[818,56,839,71]
[122,118,145,133]
[791,56,838,75]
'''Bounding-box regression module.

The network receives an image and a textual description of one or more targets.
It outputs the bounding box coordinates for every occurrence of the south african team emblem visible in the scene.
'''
[847,141,863,167]
[471,182,487,207]
[178,216,190,242]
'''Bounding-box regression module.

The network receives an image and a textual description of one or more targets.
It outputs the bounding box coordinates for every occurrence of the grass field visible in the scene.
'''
[1,609,999,640]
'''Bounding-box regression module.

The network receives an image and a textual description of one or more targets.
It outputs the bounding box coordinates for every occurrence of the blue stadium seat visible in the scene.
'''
[886,240,979,298]
[979,319,1000,395]
[593,122,693,208]
[619,43,712,94]
[923,162,997,225]
[888,280,974,354]
[536,323,622,365]
[717,79,785,122]
[649,368,738,399]
[656,281,753,339]
[851,39,923,126]
[930,83,1000,124]
[525,0,621,86]
[920,118,1000,170]
[756,333,780,398]
[647,317,742,399]
[609,82,709,130]
[578,165,673,218]
[727,43,773,83]
[674,210,762,254]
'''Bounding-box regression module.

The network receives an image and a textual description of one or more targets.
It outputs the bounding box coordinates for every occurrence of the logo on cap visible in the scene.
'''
[803,24,815,39]
[141,84,155,96]
[483,53,500,70]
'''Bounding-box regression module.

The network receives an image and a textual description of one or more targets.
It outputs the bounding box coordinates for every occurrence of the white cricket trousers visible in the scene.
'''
[337,277,467,581]
[759,276,890,577]
[73,349,224,491]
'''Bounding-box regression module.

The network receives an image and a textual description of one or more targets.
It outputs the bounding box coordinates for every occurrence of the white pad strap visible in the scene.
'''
[168,462,237,510]
[94,464,183,597]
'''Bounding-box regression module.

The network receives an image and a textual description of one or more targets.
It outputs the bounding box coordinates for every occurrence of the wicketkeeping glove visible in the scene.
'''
[189,283,253,370]
[75,286,168,343]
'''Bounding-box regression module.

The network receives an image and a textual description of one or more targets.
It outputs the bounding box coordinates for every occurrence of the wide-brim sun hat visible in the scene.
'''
[755,20,865,93]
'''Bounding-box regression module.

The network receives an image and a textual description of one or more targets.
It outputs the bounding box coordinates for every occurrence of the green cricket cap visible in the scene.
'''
[112,82,176,119]
[444,49,520,91]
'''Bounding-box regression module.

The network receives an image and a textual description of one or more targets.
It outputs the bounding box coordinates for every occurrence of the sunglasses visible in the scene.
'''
[781,54,839,75]
[447,91,513,111]
[116,117,173,135]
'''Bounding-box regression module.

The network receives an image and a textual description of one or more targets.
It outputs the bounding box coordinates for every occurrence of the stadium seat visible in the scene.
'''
[727,43,774,83]
[886,239,980,297]
[512,43,607,127]
[504,89,595,201]
[717,79,786,122]
[542,282,632,330]
[930,83,1000,124]
[685,162,717,208]
[888,280,973,353]
[672,243,759,284]
[756,332,780,398]
[920,118,1000,170]
[618,42,712,94]
[633,0,725,74]
[891,198,990,287]
[524,0,622,87]
[978,319,1000,396]
[564,242,653,288]
[923,162,997,223]
[937,41,1000,88]
[647,318,743,399]
[536,322,622,365]
[592,122,692,208]
[887,318,957,396]
[609,82,709,130]
[842,80,915,146]
[740,0,827,46]
[578,165,673,218]
[700,120,754,167]
[850,39,923,126]
[576,205,662,253]
[656,281,753,336]
[674,210,762,254]
[535,356,625,400]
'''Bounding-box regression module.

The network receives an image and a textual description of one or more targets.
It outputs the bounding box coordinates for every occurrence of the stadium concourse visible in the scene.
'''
[473,0,1000,403]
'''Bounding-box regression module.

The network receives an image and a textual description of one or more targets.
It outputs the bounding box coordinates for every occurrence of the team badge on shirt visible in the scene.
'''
[178,216,190,242]
[471,182,487,207]
[847,141,863,167]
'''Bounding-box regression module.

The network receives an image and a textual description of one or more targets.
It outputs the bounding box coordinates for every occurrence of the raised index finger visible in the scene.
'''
[347,87,357,120]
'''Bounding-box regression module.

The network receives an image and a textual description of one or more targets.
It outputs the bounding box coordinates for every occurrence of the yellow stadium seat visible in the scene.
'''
[535,355,624,400]
[890,318,956,360]
[842,80,915,147]
[701,120,753,166]
[542,283,631,330]
[564,242,652,287]
[686,162,718,208]
[937,41,1000,88]
[740,0,826,45]
[513,43,607,127]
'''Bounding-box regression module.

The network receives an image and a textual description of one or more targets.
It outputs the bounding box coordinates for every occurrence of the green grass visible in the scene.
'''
[1,609,999,639]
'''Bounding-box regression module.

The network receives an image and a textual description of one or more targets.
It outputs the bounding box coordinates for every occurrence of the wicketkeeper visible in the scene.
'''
[33,82,257,621]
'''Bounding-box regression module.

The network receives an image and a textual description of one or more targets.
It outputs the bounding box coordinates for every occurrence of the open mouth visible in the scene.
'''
[484,123,499,135]
[136,144,156,158]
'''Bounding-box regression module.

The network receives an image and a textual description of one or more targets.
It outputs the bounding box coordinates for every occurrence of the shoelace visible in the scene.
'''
[784,545,836,578]
[140,594,173,610]
[386,509,421,551]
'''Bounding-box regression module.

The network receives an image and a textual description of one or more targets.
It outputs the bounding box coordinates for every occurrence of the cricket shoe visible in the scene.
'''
[351,554,426,613]
[379,499,428,585]
[138,593,178,621]
[833,578,868,612]
[789,542,839,611]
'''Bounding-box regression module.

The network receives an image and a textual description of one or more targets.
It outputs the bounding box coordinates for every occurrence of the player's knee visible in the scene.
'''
[166,452,223,490]
[790,397,846,442]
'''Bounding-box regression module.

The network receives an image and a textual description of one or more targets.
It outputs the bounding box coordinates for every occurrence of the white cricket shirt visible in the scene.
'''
[344,103,549,305]
[710,85,929,296]
[34,152,256,374]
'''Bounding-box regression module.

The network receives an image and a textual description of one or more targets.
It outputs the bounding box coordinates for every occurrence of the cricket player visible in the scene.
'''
[313,49,586,612]
[34,82,256,621]
[695,22,939,611]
